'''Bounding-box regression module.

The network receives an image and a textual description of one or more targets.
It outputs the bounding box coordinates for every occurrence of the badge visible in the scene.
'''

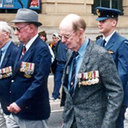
[77,70,99,86]
[0,66,12,79]
[108,50,114,54]
[20,62,35,78]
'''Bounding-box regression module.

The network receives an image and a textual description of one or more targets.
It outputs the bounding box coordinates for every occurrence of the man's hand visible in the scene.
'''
[7,102,21,114]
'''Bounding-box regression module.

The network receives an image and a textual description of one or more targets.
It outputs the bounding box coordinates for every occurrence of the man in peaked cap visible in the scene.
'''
[96,6,128,128]
[7,8,51,128]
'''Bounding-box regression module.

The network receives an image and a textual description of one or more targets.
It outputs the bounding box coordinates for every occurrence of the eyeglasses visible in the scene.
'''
[13,24,30,32]
[59,31,75,40]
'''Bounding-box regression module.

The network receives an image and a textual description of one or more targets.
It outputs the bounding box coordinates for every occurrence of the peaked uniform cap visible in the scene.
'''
[12,8,42,26]
[95,7,121,21]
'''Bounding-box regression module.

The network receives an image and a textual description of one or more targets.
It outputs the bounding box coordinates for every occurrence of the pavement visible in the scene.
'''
[48,75,64,128]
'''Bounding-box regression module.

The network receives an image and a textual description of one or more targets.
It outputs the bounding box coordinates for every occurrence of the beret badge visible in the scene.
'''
[96,9,100,16]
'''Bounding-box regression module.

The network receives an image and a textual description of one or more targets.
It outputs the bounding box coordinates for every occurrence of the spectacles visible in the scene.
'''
[13,24,30,32]
[59,31,75,40]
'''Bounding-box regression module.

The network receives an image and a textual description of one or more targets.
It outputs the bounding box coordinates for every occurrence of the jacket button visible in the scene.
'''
[11,80,14,82]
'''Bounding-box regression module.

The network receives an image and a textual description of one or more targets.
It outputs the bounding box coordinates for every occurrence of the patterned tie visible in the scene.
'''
[0,49,2,63]
[101,39,106,47]
[20,45,26,59]
[70,51,79,96]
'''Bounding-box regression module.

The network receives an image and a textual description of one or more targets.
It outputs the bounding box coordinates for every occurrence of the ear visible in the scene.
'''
[78,28,84,38]
[112,19,117,27]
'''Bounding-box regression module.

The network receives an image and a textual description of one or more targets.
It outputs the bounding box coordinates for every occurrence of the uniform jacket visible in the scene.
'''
[10,36,51,120]
[0,42,19,114]
[97,32,128,106]
[61,39,123,128]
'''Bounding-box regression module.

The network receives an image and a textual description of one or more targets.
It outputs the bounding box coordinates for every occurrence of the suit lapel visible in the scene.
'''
[12,36,39,77]
[79,39,93,73]
[1,42,13,68]
[105,32,117,50]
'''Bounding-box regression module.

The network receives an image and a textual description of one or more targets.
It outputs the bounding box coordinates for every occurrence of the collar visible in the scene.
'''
[78,37,89,57]
[25,34,38,51]
[0,41,11,53]
[103,31,116,43]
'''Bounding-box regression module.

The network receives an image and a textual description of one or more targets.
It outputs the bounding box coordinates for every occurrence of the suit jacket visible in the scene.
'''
[61,39,123,128]
[97,32,128,106]
[0,42,19,115]
[10,36,51,120]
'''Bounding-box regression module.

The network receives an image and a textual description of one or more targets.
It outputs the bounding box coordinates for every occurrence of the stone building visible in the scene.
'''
[0,0,128,42]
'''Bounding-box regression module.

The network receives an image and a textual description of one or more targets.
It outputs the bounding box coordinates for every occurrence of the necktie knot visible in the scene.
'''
[22,46,26,55]
[20,45,26,59]
[72,51,79,58]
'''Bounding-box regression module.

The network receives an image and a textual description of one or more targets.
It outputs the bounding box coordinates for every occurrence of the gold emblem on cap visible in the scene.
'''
[96,9,100,16]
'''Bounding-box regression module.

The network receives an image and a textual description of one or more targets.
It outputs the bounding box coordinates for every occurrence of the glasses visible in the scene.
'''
[59,31,75,40]
[13,24,30,32]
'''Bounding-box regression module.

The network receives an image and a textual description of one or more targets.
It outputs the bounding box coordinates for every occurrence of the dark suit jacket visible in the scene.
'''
[97,32,128,106]
[10,36,51,120]
[61,39,123,128]
[0,42,19,115]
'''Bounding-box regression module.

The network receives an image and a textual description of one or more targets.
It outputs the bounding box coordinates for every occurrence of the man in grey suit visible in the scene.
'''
[59,14,124,128]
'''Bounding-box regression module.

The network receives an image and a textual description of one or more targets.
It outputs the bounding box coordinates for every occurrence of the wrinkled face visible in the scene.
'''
[13,23,31,44]
[59,28,81,52]
[98,18,116,37]
[0,29,5,45]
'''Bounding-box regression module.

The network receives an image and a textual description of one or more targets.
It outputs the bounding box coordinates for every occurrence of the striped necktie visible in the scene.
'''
[20,45,26,59]
[70,51,79,96]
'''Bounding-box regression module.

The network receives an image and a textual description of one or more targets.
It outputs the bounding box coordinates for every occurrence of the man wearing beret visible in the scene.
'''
[96,6,128,128]
[7,8,51,128]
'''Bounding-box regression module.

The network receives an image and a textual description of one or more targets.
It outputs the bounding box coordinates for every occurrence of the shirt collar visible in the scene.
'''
[25,34,38,51]
[1,41,11,53]
[103,31,116,42]
[78,37,89,57]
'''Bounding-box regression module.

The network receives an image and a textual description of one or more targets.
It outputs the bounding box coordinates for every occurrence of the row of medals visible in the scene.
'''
[0,66,12,79]
[77,70,99,86]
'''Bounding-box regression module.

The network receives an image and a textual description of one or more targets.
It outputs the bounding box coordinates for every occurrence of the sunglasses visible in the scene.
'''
[13,24,30,32]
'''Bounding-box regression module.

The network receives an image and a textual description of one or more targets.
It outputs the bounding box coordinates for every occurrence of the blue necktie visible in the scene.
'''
[70,52,79,96]
[0,49,2,63]
[101,39,106,47]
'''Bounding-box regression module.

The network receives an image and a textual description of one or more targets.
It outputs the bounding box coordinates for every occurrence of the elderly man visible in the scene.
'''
[7,8,51,128]
[0,21,19,128]
[59,14,123,128]
[95,7,128,128]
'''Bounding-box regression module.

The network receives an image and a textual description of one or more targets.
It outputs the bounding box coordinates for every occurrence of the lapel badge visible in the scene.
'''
[108,50,114,54]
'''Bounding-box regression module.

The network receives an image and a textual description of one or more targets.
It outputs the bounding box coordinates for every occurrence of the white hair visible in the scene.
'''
[0,21,12,38]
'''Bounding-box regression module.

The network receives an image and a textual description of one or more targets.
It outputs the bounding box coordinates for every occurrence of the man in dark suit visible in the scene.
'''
[0,21,19,128]
[59,14,123,128]
[95,7,128,128]
[7,8,51,128]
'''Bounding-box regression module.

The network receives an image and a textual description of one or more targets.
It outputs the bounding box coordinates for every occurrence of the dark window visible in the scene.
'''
[92,0,123,15]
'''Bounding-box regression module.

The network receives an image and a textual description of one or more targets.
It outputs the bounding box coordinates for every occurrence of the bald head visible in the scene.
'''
[59,14,86,32]
[59,14,86,52]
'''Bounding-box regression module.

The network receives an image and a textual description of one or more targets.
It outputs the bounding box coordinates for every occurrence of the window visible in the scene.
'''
[0,0,41,13]
[92,0,123,15]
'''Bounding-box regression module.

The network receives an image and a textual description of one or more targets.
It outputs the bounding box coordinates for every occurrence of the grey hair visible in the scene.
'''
[0,21,12,38]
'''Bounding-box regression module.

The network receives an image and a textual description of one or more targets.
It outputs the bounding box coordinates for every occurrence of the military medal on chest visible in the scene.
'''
[0,66,12,79]
[20,62,35,78]
[77,70,99,86]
